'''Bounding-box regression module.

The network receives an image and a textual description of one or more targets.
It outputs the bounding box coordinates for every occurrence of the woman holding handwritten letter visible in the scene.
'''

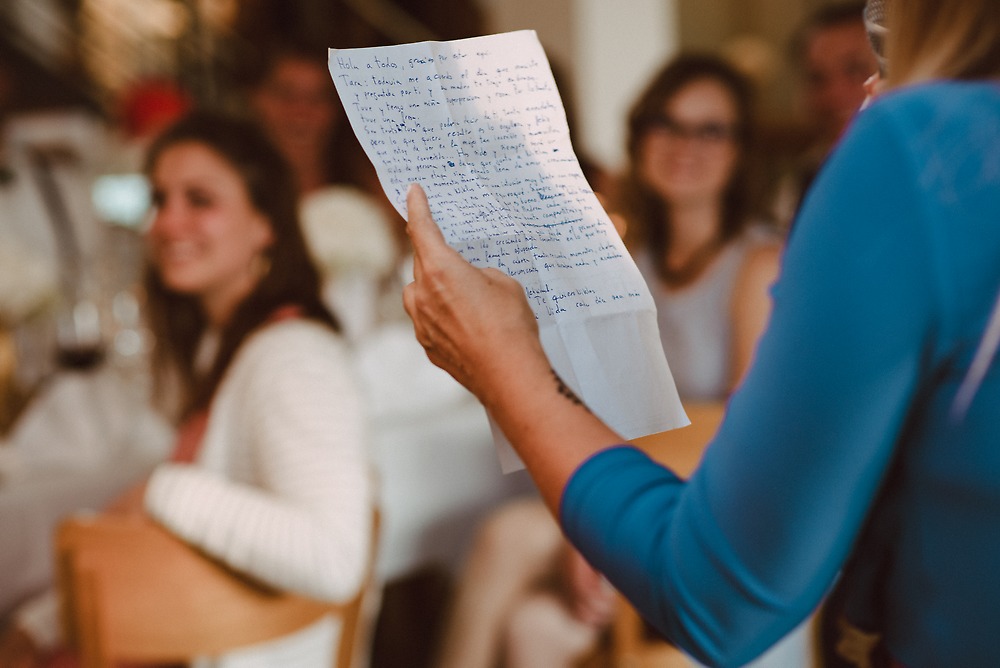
[403,0,1000,665]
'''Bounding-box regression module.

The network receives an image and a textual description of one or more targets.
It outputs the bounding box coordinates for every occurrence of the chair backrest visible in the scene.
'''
[57,509,379,668]
[629,401,725,477]
[607,402,727,668]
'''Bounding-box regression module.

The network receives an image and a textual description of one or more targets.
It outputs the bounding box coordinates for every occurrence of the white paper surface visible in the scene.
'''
[329,30,687,471]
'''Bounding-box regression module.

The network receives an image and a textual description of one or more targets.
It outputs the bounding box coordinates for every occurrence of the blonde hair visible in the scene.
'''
[886,0,1000,87]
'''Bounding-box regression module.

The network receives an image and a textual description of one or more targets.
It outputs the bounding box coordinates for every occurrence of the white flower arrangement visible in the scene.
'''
[0,235,58,326]
[299,185,398,279]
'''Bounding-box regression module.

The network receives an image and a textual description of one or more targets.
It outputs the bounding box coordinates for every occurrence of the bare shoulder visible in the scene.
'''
[728,233,784,385]
[736,235,783,295]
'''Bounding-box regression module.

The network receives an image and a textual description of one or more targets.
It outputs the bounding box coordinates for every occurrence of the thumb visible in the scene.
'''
[405,183,453,264]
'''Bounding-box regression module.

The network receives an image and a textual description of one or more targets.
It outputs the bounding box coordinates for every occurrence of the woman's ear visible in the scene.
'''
[251,212,276,252]
[861,73,884,109]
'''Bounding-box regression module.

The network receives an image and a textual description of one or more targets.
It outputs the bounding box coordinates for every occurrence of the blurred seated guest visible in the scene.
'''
[792,2,876,150]
[248,40,374,198]
[620,54,780,401]
[773,1,878,226]
[433,54,786,668]
[246,40,400,342]
[0,112,374,667]
[248,40,338,196]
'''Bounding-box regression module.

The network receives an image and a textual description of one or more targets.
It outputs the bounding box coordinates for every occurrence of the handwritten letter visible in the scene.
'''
[330,31,686,470]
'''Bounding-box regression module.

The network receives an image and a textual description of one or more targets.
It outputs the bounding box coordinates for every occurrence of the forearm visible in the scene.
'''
[564,107,939,663]
[146,464,370,601]
[481,350,623,514]
[401,181,626,512]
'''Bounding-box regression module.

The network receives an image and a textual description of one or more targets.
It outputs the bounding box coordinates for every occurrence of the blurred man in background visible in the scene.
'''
[774,2,878,227]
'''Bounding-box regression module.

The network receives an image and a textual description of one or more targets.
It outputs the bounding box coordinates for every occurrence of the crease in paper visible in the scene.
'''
[329,30,687,471]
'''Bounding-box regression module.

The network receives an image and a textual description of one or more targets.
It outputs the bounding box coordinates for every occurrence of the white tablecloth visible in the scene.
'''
[370,397,535,581]
[353,323,537,582]
[0,366,171,620]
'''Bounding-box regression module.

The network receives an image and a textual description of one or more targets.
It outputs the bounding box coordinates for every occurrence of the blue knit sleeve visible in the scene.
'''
[560,98,940,667]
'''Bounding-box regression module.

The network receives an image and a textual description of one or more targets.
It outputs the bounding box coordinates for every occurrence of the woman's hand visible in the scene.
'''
[402,184,548,406]
[403,182,623,513]
[103,480,150,520]
[560,545,616,628]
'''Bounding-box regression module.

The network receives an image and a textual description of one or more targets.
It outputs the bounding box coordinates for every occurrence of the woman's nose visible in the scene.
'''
[148,199,186,238]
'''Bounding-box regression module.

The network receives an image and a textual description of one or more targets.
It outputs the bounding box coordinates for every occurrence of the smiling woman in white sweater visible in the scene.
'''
[145,319,371,607]
[143,317,373,668]
[0,112,374,668]
[137,111,374,667]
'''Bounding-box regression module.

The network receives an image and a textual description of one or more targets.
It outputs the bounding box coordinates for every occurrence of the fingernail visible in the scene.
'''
[407,183,418,196]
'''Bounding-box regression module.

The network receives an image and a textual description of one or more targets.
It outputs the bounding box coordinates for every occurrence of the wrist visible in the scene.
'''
[477,339,553,416]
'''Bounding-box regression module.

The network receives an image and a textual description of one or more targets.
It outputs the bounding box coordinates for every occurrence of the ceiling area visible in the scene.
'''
[0,0,489,116]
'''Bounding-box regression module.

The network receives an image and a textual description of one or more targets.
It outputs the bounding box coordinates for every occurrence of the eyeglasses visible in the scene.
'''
[640,115,739,144]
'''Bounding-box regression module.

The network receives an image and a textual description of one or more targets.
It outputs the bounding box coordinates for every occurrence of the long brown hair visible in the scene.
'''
[144,111,338,418]
[885,0,1000,87]
[616,54,760,286]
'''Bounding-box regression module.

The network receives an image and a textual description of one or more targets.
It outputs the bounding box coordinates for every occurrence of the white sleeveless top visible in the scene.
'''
[635,226,779,401]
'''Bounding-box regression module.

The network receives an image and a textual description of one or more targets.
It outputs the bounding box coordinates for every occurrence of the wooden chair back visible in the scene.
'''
[57,510,379,668]
[609,402,727,668]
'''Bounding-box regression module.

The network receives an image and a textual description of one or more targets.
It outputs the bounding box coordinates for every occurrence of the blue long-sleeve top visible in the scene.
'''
[560,81,1000,668]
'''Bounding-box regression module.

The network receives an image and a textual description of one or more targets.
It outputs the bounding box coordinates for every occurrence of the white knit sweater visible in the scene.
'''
[143,318,374,667]
[16,319,373,667]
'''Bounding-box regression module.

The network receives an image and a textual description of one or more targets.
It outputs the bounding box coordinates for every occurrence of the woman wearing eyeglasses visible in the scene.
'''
[617,54,781,402]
